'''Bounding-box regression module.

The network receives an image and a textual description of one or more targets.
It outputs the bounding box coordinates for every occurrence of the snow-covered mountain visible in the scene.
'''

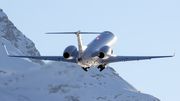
[0,9,42,64]
[0,9,40,75]
[0,62,160,101]
[0,9,160,101]
[0,34,38,75]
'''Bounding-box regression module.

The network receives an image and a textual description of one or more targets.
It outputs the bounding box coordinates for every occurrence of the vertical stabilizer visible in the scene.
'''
[75,30,83,58]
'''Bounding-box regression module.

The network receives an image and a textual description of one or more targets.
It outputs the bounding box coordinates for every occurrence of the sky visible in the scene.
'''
[1,0,180,100]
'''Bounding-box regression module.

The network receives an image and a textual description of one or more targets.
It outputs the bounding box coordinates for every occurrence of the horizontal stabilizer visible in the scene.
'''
[46,32,102,34]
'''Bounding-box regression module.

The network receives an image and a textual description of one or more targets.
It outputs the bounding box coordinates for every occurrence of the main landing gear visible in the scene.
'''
[97,65,106,72]
[81,64,108,72]
[81,67,90,72]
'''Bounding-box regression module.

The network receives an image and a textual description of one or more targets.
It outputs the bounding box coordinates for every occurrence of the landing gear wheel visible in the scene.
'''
[82,67,89,72]
[97,65,105,72]
[97,65,102,69]
[100,66,105,72]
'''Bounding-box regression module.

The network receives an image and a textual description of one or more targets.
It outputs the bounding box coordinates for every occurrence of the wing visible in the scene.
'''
[8,55,77,63]
[102,55,174,64]
[4,45,77,63]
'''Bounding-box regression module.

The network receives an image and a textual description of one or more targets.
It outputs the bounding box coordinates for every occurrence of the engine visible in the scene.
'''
[63,45,77,59]
[98,45,111,59]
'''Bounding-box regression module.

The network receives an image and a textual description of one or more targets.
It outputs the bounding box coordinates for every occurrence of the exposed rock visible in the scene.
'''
[0,9,43,64]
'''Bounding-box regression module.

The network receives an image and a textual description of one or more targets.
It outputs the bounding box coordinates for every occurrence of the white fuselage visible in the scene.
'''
[78,31,117,67]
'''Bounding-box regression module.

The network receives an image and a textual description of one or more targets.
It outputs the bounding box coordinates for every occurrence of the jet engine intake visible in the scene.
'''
[63,45,77,59]
[98,45,111,59]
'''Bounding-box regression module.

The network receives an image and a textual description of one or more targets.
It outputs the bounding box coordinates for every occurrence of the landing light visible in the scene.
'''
[96,37,99,40]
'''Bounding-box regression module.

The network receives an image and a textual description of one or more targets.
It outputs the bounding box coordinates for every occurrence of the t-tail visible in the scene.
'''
[46,30,101,61]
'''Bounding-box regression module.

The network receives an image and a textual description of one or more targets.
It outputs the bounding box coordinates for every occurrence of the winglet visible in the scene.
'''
[173,47,176,56]
[3,44,9,56]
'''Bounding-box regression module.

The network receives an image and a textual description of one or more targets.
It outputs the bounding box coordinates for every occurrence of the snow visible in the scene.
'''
[0,31,5,37]
[0,36,38,76]
[0,61,159,101]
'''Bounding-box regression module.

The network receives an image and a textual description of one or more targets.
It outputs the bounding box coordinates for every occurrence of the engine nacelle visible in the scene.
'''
[63,45,77,59]
[98,45,111,59]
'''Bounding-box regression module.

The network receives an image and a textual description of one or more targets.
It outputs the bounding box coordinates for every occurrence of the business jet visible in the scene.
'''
[4,31,174,72]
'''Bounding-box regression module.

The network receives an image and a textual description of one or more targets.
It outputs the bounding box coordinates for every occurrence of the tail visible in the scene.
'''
[46,30,101,59]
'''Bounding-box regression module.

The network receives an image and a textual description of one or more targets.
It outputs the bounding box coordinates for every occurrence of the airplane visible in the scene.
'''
[4,30,174,72]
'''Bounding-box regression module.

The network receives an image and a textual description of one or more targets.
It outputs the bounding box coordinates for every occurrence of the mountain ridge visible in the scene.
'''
[0,9,42,64]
